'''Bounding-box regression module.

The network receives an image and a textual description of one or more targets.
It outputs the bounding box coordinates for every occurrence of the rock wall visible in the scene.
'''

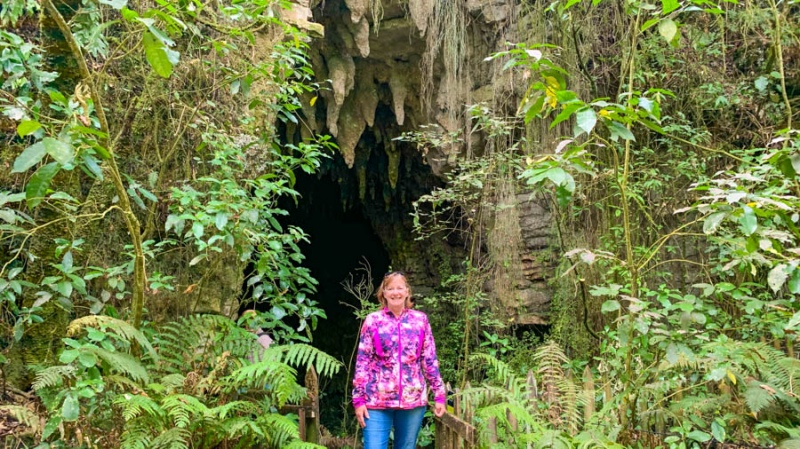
[299,0,557,322]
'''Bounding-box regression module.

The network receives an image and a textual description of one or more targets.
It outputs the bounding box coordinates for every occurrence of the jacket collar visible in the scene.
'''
[382,307,408,319]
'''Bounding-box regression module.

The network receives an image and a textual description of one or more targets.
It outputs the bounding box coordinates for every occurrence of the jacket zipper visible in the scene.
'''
[397,316,403,407]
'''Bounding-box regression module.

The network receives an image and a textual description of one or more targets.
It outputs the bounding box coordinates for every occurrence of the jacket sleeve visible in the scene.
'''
[352,315,374,408]
[421,313,446,404]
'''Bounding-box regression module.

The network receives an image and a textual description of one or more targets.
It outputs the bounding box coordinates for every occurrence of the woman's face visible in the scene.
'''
[383,275,409,310]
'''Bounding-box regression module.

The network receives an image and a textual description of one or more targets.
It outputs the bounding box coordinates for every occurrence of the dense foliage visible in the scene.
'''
[1,0,340,446]
[407,0,800,447]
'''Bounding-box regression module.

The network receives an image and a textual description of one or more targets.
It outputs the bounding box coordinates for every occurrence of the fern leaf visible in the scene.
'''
[67,315,158,362]
[32,365,76,390]
[114,393,164,421]
[161,394,210,428]
[88,347,149,383]
[120,422,153,449]
[272,343,342,378]
[745,380,776,414]
[0,405,41,434]
[150,427,190,449]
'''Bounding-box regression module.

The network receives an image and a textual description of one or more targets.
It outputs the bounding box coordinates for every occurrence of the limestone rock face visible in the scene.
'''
[302,0,555,323]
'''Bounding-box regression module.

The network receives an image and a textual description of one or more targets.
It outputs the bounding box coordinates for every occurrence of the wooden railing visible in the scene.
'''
[433,383,476,449]
[279,366,321,444]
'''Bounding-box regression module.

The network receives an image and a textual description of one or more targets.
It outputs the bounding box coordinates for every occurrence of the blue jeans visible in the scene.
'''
[363,406,426,449]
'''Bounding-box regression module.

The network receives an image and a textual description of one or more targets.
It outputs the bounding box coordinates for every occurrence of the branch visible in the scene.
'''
[43,0,147,329]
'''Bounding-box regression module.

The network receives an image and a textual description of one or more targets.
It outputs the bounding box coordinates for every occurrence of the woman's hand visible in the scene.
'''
[355,405,370,428]
[434,402,446,417]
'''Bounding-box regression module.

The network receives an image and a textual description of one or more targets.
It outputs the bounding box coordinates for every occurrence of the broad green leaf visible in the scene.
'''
[0,209,16,224]
[788,268,800,294]
[98,0,127,8]
[550,102,583,129]
[59,349,80,364]
[215,213,228,230]
[57,281,73,298]
[641,17,660,31]
[78,351,98,368]
[81,154,104,180]
[754,76,768,92]
[768,264,789,292]
[658,18,678,43]
[739,205,757,236]
[703,212,726,234]
[575,108,597,135]
[661,0,680,14]
[687,431,712,443]
[545,167,569,187]
[17,120,42,137]
[62,251,73,272]
[711,421,726,443]
[785,310,800,332]
[601,299,620,313]
[143,32,173,78]
[42,137,74,165]
[606,121,635,141]
[12,141,47,173]
[191,222,204,239]
[61,394,80,421]
[26,162,60,208]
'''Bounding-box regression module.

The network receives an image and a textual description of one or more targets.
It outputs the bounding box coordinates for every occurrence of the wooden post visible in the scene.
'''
[304,366,320,444]
[583,365,595,425]
[487,416,498,445]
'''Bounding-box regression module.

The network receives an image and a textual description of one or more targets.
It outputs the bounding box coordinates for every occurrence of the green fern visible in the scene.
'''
[150,427,190,449]
[271,343,343,378]
[68,315,158,361]
[0,405,41,434]
[87,346,149,382]
[114,393,164,421]
[32,365,76,390]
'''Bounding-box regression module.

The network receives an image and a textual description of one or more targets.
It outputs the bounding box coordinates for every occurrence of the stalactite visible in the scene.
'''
[385,141,400,190]
[355,66,378,127]
[408,0,435,36]
[348,17,370,57]
[388,65,409,126]
[343,0,368,23]
[336,95,366,167]
[327,54,355,107]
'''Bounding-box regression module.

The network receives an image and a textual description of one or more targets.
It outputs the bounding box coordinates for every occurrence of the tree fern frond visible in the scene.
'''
[88,347,149,383]
[158,374,186,390]
[32,365,76,390]
[150,427,190,449]
[256,412,302,448]
[230,359,306,407]
[574,429,626,449]
[210,400,259,419]
[271,343,342,378]
[280,440,327,449]
[469,352,518,387]
[67,315,157,362]
[745,380,777,414]
[536,429,573,449]
[779,438,800,449]
[104,374,144,391]
[114,393,164,421]
[0,405,41,434]
[755,422,800,439]
[119,422,154,449]
[161,394,210,428]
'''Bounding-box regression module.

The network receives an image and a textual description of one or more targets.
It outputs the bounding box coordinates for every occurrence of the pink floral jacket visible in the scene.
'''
[352,308,446,409]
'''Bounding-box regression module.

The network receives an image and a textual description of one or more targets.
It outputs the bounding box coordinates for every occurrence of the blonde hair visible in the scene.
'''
[376,271,413,308]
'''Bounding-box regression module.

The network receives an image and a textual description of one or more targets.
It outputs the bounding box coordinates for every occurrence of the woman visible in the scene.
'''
[352,271,447,449]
